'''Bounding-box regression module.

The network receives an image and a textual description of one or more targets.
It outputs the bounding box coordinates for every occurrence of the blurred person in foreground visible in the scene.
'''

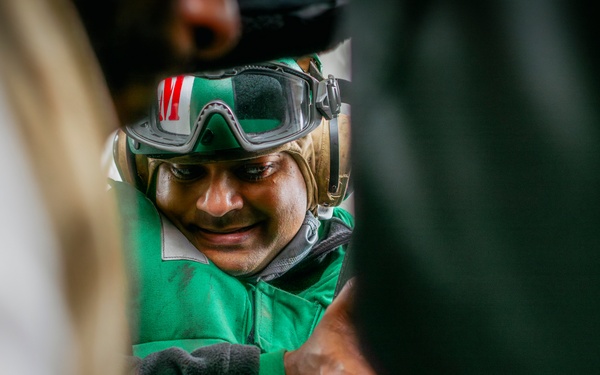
[111,55,372,374]
[0,1,127,374]
[1,0,350,374]
[348,1,600,374]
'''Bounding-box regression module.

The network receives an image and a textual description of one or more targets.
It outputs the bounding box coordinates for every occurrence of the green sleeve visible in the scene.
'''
[259,349,286,375]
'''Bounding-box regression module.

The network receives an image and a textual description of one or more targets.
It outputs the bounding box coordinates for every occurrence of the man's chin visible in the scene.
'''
[211,261,259,278]
[201,248,264,277]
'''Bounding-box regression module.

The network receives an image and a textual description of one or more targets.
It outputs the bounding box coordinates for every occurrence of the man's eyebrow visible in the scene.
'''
[246,153,282,160]
[230,154,284,165]
[164,151,285,165]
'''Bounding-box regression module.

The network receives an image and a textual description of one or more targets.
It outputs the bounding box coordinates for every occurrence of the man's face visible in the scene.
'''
[154,152,308,276]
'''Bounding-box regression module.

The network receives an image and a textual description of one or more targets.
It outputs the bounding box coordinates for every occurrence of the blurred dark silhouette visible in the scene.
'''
[348,1,600,373]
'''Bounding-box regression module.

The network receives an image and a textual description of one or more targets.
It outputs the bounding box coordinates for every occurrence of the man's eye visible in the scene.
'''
[170,165,204,181]
[238,163,275,181]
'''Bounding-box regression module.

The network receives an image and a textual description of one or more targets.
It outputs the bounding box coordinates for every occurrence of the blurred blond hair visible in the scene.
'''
[0,0,127,374]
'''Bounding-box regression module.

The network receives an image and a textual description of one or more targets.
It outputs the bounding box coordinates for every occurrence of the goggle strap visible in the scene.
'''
[308,58,351,105]
[316,76,351,120]
[317,76,339,119]
[337,78,352,105]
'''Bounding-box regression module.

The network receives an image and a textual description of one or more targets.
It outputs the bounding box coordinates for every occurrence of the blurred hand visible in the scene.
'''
[284,279,376,375]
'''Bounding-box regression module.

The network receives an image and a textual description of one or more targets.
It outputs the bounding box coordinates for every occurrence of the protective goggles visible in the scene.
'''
[125,62,348,154]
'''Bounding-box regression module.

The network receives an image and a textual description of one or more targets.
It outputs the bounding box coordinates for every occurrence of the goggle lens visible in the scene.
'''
[233,72,309,140]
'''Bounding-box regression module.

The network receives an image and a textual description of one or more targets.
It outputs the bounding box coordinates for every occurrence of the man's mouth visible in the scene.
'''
[193,222,260,246]
[198,223,257,234]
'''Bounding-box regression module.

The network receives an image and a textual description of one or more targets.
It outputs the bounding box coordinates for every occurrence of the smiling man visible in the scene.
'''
[111,56,373,374]
[153,151,308,277]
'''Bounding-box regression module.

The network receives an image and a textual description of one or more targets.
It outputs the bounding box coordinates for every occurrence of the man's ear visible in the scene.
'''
[311,114,352,208]
[113,128,150,192]
[113,129,138,186]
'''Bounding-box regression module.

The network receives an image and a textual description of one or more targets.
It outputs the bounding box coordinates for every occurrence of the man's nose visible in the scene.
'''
[177,0,241,60]
[196,174,243,217]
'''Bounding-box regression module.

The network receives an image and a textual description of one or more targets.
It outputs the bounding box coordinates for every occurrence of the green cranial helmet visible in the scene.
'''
[115,55,353,212]
[124,56,346,157]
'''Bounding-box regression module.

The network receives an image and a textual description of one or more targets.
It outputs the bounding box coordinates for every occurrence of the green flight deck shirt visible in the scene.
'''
[111,181,353,374]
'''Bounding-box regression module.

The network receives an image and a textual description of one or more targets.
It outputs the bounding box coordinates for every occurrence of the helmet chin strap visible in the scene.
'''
[308,60,344,196]
[328,115,340,194]
[324,74,342,194]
